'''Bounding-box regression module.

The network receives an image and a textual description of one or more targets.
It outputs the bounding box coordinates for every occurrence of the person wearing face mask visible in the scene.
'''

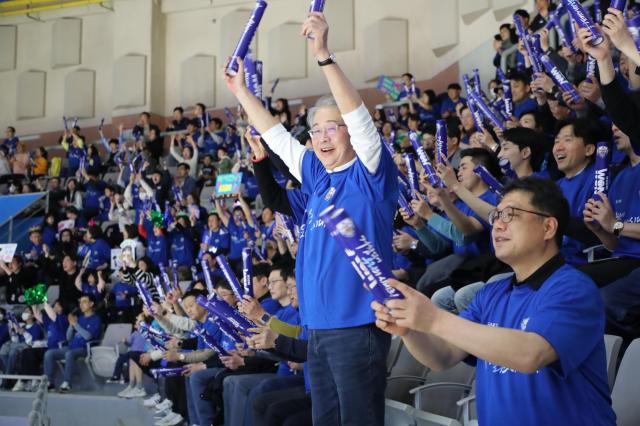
[13,300,69,392]
[0,307,44,387]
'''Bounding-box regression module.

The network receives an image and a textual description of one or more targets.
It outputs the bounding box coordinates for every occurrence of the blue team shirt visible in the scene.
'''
[295,146,398,329]
[200,228,230,254]
[111,282,139,308]
[69,314,102,349]
[22,323,44,344]
[513,97,538,118]
[43,314,69,349]
[556,164,596,264]
[169,228,195,267]
[460,258,615,426]
[608,161,640,258]
[452,190,497,256]
[147,234,169,266]
[84,181,105,210]
[440,96,466,116]
[86,239,110,269]
[67,146,85,173]
[227,220,253,261]
[81,283,104,302]
[260,296,281,315]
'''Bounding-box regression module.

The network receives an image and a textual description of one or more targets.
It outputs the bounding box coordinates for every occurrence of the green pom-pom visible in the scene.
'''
[24,283,48,306]
[150,210,164,228]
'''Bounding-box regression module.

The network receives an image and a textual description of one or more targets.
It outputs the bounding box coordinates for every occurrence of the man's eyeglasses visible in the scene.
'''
[488,206,551,226]
[268,279,284,287]
[308,123,346,139]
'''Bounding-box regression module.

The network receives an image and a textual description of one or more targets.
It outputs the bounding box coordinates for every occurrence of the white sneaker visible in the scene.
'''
[143,393,162,407]
[117,385,134,398]
[12,380,25,392]
[127,387,147,398]
[29,380,39,391]
[153,409,172,420]
[154,412,183,426]
[59,381,71,393]
[154,398,173,413]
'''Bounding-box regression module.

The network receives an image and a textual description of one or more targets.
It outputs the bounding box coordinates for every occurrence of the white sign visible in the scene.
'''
[0,244,18,263]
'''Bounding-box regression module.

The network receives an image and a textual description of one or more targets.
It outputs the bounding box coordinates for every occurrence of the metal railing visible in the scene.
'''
[0,374,50,426]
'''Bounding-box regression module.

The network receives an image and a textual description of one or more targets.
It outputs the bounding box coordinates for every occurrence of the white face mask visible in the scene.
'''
[21,312,31,321]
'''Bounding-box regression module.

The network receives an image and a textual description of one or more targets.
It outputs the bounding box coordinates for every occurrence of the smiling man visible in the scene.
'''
[224,12,398,426]
[372,177,616,426]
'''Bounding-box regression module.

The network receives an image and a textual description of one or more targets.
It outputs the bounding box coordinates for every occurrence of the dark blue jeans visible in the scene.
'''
[308,324,390,426]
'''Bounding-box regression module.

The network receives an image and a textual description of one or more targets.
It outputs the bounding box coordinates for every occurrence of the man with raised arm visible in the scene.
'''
[373,178,616,426]
[224,12,398,426]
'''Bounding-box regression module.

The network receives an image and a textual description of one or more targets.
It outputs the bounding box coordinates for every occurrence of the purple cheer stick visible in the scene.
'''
[170,259,179,290]
[201,259,215,294]
[210,315,245,344]
[435,120,448,165]
[538,54,581,104]
[550,10,578,53]
[135,281,153,308]
[402,154,420,194]
[216,255,244,300]
[563,0,604,46]
[227,0,268,75]
[309,0,325,12]
[466,84,506,131]
[158,263,172,294]
[593,142,610,201]
[319,206,404,303]
[586,55,597,83]
[241,248,254,298]
[611,0,626,12]
[194,325,229,356]
[63,116,69,131]
[153,276,165,301]
[474,165,504,195]
[150,368,187,378]
[71,117,79,129]
[462,75,485,131]
[408,130,442,187]
[472,69,482,94]
[197,295,256,335]
[513,14,543,73]
[398,191,415,218]
[499,158,518,180]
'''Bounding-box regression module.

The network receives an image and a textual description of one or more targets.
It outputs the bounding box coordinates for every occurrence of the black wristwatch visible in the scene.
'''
[318,53,336,67]
[260,313,271,324]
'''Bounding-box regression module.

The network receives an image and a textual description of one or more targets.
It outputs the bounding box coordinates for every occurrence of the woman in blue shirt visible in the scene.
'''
[14,301,69,391]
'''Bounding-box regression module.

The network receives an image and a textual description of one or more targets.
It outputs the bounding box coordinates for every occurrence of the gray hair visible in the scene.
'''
[307,95,339,128]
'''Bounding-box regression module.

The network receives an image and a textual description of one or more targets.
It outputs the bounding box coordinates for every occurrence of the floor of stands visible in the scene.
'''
[0,384,158,426]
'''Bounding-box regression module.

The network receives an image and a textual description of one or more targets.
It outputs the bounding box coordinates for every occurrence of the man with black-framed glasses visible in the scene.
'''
[373,177,616,426]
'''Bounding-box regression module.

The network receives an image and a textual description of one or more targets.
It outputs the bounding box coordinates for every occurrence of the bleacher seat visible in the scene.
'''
[385,340,430,405]
[88,323,132,378]
[612,338,640,426]
[410,362,476,419]
[604,334,622,392]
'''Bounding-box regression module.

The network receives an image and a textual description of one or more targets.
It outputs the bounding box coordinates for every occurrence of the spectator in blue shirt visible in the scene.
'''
[215,197,257,265]
[225,13,398,425]
[3,126,18,156]
[83,226,111,271]
[440,83,466,118]
[373,177,616,426]
[0,306,44,379]
[44,294,102,393]
[199,212,231,258]
[510,73,538,119]
[74,268,106,303]
[14,300,69,391]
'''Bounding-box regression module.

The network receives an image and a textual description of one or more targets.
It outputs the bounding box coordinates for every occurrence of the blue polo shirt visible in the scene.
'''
[86,239,110,269]
[147,234,168,266]
[111,282,139,308]
[69,313,102,349]
[608,161,640,258]
[200,228,230,254]
[43,314,69,349]
[227,220,253,261]
[460,255,615,426]
[295,145,398,329]
[556,164,596,264]
[169,228,195,267]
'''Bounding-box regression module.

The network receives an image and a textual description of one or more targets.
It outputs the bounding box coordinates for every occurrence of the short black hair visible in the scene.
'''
[80,293,97,305]
[501,177,569,247]
[514,9,530,20]
[196,103,206,111]
[555,118,611,152]
[87,225,103,240]
[510,72,530,85]
[460,147,501,178]
[213,278,232,293]
[253,262,271,280]
[447,83,462,91]
[141,112,151,119]
[173,106,184,114]
[7,126,16,133]
[182,288,208,301]
[408,113,420,123]
[211,117,223,127]
[503,127,547,170]
[178,162,191,170]
[445,117,462,140]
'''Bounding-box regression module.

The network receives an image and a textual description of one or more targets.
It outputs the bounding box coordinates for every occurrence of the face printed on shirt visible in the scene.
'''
[310,106,356,171]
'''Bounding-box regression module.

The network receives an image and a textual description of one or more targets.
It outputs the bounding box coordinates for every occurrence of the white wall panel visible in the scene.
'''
[52,18,82,68]
[113,54,147,109]
[17,71,46,119]
[181,55,216,108]
[65,69,95,118]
